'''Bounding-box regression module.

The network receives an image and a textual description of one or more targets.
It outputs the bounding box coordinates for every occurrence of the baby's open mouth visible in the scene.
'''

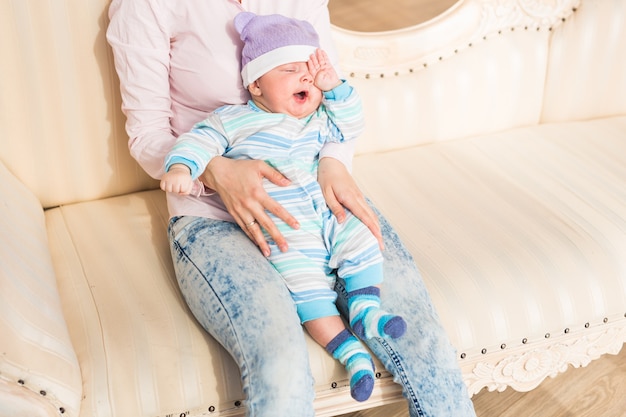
[294,90,308,100]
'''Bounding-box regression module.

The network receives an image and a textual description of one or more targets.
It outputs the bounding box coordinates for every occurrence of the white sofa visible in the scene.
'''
[1,0,625,416]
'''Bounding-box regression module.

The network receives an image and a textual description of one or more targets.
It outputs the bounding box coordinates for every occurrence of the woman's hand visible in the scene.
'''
[200,156,299,257]
[317,157,384,250]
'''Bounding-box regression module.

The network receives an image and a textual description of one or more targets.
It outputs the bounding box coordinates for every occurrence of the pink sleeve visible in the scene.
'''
[319,140,355,172]
[107,0,175,179]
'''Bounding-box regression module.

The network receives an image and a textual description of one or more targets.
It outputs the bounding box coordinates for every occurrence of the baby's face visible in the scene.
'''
[249,62,323,119]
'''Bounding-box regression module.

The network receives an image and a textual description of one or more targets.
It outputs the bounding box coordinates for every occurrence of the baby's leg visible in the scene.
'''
[326,212,407,340]
[347,284,407,340]
[305,316,375,402]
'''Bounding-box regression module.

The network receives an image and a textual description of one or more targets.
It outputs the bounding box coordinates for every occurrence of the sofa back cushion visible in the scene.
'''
[332,0,581,155]
[333,0,626,155]
[542,0,626,122]
[0,0,156,209]
[2,0,617,207]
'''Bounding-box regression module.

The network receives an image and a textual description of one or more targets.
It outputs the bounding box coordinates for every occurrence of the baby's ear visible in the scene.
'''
[247,80,262,97]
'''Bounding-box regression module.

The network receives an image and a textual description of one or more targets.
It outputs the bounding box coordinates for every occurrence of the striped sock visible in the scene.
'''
[325,329,375,402]
[348,287,407,340]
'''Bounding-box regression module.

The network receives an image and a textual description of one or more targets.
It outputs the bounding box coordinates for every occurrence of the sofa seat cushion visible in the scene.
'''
[45,190,387,417]
[353,116,626,364]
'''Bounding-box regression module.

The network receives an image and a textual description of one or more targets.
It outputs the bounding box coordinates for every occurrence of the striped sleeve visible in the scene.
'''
[164,113,230,179]
[322,81,365,144]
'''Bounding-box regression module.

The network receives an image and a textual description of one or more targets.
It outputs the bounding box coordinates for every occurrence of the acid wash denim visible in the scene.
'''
[168,211,476,417]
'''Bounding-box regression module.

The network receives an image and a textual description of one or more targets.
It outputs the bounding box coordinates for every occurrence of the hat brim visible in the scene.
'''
[241,45,317,87]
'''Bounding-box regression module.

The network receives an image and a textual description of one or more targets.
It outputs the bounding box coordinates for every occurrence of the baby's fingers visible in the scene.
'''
[315,49,329,67]
[307,52,320,75]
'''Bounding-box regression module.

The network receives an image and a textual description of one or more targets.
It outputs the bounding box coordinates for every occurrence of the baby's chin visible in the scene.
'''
[287,97,321,118]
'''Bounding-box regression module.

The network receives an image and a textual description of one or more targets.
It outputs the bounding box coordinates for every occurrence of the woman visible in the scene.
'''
[106,1,476,416]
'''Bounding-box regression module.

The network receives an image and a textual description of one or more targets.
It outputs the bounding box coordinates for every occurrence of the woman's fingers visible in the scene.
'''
[200,157,297,255]
[318,157,384,250]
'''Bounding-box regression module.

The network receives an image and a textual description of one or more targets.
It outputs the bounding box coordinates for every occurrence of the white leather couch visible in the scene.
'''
[1,0,625,416]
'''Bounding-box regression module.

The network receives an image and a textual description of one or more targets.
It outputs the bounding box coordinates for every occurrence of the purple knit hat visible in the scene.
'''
[234,12,320,87]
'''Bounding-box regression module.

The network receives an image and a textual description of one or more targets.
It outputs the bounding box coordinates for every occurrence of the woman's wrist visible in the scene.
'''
[200,155,227,191]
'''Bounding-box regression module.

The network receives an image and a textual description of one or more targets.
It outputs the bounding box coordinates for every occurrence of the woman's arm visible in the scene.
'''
[106,0,175,179]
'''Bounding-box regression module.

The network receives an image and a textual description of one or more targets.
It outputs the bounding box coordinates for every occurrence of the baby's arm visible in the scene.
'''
[308,49,341,92]
[160,163,194,195]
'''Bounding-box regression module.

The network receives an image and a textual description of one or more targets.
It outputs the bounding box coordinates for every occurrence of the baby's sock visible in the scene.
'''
[348,286,407,340]
[325,329,375,402]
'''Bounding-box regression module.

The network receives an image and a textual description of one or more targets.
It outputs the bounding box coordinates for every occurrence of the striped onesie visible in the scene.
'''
[164,81,383,322]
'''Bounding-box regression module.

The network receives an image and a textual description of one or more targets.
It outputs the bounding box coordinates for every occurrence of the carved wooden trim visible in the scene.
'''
[332,0,582,78]
[478,0,582,33]
[463,322,626,396]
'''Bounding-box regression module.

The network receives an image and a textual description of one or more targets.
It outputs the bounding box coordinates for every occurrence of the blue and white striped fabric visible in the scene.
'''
[164,83,384,321]
[165,82,364,179]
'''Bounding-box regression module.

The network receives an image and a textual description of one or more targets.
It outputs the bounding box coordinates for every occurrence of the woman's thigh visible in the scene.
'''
[168,216,315,417]
[335,208,476,417]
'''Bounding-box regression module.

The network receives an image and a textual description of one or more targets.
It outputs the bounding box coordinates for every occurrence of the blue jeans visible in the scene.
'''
[168,212,476,417]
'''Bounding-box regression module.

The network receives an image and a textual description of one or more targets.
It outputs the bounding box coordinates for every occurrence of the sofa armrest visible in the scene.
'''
[0,379,59,417]
[0,162,82,417]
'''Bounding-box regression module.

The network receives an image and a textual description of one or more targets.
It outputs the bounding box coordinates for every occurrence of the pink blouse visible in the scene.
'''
[107,0,354,220]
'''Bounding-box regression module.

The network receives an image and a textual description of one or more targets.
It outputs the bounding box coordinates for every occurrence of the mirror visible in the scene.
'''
[329,0,460,32]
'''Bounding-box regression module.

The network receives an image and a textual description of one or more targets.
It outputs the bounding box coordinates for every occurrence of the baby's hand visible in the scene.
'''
[160,164,194,195]
[308,49,341,92]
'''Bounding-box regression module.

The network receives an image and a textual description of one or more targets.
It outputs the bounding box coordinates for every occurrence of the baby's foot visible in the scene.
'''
[326,329,375,402]
[348,287,407,340]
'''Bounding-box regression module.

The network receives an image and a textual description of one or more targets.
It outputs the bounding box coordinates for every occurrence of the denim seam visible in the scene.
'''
[378,338,425,417]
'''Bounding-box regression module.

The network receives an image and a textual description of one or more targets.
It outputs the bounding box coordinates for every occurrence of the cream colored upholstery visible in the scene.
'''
[0,163,82,416]
[353,117,626,392]
[1,0,625,416]
[0,0,156,209]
